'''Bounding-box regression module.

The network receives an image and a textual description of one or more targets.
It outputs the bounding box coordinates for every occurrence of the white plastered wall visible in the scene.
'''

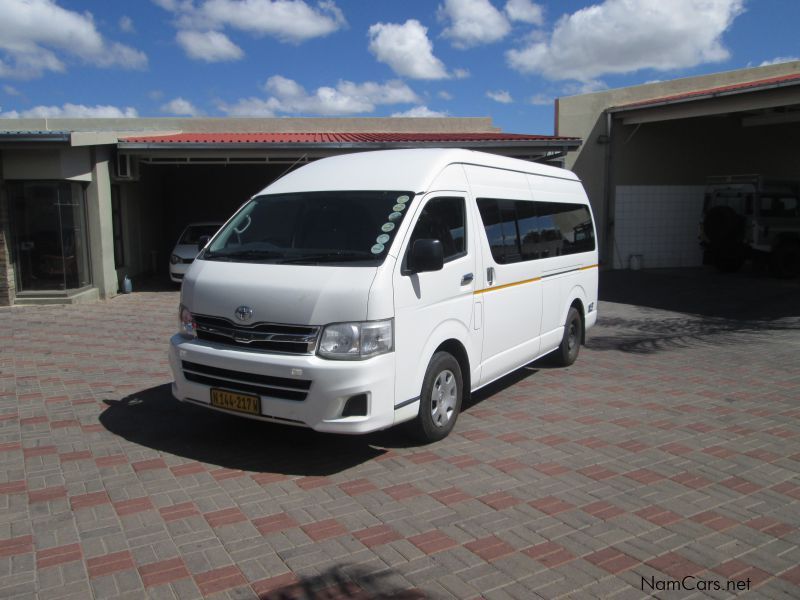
[613,185,705,269]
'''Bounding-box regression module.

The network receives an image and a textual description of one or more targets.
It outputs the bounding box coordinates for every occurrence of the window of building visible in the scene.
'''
[8,181,92,293]
[408,197,466,261]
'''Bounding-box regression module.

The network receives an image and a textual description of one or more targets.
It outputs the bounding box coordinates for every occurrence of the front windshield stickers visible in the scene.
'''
[202,191,415,265]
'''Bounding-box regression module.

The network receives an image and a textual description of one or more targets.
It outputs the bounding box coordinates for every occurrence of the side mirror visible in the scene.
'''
[197,235,211,251]
[408,239,444,273]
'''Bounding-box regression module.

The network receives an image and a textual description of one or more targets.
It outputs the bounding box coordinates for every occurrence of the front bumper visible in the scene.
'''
[169,262,190,282]
[168,334,396,434]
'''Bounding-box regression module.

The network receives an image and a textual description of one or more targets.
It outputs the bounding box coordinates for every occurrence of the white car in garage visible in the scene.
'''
[169,222,222,283]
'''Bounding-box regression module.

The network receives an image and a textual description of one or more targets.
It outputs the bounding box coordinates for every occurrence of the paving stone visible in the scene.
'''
[0,281,798,598]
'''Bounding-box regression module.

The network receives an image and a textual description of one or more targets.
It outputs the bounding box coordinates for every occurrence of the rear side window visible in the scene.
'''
[477,198,595,264]
[409,197,466,261]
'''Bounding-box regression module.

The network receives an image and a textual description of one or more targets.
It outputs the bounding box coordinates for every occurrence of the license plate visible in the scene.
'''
[210,389,261,415]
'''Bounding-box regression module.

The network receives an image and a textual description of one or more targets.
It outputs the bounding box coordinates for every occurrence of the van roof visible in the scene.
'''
[259,149,579,196]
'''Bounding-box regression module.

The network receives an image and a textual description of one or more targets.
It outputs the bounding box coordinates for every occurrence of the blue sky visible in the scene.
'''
[0,0,798,134]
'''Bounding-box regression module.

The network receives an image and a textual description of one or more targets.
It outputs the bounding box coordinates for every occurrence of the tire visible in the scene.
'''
[702,206,744,246]
[771,240,800,279]
[553,307,582,367]
[409,352,463,443]
[714,252,745,273]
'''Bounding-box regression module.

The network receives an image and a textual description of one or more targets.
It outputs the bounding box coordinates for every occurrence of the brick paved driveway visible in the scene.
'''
[1,269,799,599]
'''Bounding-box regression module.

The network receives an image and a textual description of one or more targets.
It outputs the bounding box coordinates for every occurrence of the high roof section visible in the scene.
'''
[264,148,578,196]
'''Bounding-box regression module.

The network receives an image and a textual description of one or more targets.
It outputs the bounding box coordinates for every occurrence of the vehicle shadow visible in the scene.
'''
[100,384,389,475]
[260,564,426,599]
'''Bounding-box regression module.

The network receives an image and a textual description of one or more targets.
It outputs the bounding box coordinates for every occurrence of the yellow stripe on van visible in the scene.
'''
[473,276,541,295]
[473,264,598,295]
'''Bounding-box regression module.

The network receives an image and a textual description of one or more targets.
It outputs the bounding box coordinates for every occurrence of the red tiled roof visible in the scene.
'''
[612,72,800,111]
[120,132,579,144]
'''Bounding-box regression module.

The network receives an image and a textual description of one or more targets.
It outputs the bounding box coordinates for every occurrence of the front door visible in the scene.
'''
[393,194,481,407]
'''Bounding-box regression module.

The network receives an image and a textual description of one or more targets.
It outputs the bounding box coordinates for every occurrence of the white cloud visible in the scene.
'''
[439,0,510,48]
[504,0,543,25]
[453,68,470,79]
[0,103,138,118]
[156,0,346,45]
[161,97,202,116]
[486,89,513,103]
[368,20,450,80]
[759,56,800,66]
[176,30,244,62]
[0,0,147,78]
[3,85,21,96]
[438,90,454,100]
[148,89,164,100]
[391,105,448,118]
[528,93,553,105]
[119,15,135,33]
[219,75,419,116]
[507,0,744,82]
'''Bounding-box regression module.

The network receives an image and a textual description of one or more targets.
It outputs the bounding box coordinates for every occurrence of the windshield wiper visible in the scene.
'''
[204,249,283,261]
[278,251,376,264]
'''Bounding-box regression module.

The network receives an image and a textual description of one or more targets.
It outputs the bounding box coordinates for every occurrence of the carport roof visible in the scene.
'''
[609,72,800,112]
[118,131,580,149]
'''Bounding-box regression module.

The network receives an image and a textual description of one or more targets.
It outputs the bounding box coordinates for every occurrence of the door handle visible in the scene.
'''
[461,273,474,285]
[487,267,495,285]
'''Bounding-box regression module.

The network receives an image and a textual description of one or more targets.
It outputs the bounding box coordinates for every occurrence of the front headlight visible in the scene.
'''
[318,319,393,360]
[179,304,196,338]
[170,254,181,265]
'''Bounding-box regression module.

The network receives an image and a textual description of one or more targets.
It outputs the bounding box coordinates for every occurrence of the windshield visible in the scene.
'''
[180,224,221,244]
[202,191,415,265]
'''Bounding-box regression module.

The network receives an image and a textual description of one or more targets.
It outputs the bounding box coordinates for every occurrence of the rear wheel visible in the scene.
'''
[553,307,582,367]
[771,240,800,278]
[409,352,463,443]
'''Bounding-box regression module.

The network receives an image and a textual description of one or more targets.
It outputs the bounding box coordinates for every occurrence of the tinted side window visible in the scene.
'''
[409,197,466,261]
[478,198,595,263]
[477,198,520,263]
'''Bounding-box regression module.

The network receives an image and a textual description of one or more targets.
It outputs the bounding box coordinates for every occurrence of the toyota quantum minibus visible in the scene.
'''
[169,149,598,442]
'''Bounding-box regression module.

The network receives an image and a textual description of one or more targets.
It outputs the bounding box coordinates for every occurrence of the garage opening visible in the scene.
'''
[114,160,299,284]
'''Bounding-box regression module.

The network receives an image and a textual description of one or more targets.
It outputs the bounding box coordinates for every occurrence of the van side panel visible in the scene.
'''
[526,175,597,346]
[465,165,543,385]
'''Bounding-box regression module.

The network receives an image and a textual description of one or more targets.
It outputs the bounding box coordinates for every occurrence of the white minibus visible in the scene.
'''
[169,149,598,442]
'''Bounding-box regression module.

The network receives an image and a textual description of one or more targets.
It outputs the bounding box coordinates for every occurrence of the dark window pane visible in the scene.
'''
[409,197,466,261]
[477,198,521,263]
[479,197,595,263]
[477,198,505,263]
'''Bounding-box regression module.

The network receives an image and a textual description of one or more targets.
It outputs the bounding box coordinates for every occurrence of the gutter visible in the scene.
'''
[608,78,800,113]
[117,140,582,151]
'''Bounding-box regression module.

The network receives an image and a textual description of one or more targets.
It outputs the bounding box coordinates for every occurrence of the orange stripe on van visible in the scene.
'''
[473,264,597,295]
[473,276,541,295]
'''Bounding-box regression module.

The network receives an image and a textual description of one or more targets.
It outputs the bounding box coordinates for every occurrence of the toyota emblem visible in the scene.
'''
[234,305,254,322]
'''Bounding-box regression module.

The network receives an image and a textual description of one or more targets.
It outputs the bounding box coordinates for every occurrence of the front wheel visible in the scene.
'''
[408,352,463,443]
[553,307,582,367]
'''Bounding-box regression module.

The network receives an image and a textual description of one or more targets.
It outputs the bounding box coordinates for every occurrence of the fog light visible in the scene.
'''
[342,393,368,417]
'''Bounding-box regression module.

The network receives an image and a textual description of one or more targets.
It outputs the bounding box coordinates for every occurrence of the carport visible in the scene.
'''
[556,62,800,270]
[114,132,582,281]
[605,73,800,269]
